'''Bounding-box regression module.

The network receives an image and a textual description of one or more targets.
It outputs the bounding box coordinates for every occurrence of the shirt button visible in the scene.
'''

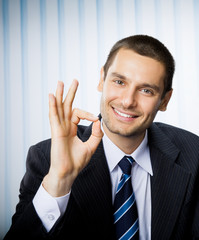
[48,214,55,221]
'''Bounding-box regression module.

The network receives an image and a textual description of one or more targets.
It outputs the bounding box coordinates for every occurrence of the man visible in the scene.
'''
[4,35,199,240]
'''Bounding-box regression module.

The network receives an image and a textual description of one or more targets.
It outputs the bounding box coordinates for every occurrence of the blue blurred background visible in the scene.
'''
[1,0,199,238]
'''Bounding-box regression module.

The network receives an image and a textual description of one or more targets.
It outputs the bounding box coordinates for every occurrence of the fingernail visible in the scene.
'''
[72,79,79,86]
[91,114,99,120]
[58,81,64,86]
[49,94,55,103]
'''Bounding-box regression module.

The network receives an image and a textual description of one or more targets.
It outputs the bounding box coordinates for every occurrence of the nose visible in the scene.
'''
[122,87,137,109]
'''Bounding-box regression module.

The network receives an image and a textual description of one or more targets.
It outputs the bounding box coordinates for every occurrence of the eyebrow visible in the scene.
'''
[141,84,161,92]
[111,72,161,92]
[111,72,127,80]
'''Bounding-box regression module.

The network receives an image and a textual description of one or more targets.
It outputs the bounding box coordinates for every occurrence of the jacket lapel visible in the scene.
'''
[149,124,191,239]
[71,124,114,235]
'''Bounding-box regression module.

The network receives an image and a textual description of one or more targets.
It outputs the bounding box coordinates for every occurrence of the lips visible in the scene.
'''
[113,108,138,119]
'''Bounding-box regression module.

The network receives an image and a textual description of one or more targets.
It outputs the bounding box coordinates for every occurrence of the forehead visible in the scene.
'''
[107,49,165,86]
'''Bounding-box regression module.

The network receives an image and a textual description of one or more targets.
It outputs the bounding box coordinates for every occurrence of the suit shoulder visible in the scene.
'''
[30,124,88,156]
[153,122,199,148]
[154,122,199,138]
[29,138,51,161]
[24,139,51,183]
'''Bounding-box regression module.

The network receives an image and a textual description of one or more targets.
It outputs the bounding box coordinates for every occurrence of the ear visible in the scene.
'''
[97,67,104,92]
[159,89,173,111]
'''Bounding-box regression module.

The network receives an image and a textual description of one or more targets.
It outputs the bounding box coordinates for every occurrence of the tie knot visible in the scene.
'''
[118,156,134,175]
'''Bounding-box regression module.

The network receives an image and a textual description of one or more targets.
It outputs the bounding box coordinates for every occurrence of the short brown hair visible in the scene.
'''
[103,35,175,96]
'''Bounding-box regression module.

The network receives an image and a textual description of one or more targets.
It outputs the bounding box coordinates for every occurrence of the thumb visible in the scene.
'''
[86,120,104,156]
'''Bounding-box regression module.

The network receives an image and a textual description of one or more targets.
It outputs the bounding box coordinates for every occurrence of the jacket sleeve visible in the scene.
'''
[4,141,54,239]
[192,186,199,239]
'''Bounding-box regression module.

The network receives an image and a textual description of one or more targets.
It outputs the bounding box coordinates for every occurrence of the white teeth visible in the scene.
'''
[114,109,133,118]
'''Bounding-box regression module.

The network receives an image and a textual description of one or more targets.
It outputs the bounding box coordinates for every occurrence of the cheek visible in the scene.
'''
[100,91,109,113]
[140,98,161,116]
[101,87,119,105]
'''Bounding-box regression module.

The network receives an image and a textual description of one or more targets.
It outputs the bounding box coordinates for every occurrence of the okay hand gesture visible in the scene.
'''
[43,80,103,197]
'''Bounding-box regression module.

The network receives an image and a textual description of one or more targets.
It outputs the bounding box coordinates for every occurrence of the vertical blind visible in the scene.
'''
[0,0,199,237]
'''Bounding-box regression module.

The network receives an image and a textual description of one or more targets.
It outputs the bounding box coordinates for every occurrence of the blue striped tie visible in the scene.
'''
[113,156,139,240]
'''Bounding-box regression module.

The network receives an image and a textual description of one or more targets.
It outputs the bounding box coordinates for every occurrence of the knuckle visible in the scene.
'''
[72,108,80,115]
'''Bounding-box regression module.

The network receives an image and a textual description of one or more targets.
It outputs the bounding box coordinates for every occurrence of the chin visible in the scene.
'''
[105,123,144,138]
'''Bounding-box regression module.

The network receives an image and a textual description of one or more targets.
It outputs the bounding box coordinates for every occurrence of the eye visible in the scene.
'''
[141,89,154,95]
[115,80,125,85]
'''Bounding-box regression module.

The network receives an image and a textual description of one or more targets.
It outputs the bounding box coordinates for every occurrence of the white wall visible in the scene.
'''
[0,0,199,238]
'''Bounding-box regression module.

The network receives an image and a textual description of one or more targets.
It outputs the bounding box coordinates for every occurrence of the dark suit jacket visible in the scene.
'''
[4,122,199,240]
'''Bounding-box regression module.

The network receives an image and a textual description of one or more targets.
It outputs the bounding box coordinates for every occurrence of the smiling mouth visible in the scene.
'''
[113,108,138,118]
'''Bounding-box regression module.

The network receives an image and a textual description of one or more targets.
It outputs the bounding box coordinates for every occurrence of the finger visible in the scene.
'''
[49,94,60,136]
[55,81,64,123]
[85,120,103,156]
[71,108,99,125]
[63,79,79,121]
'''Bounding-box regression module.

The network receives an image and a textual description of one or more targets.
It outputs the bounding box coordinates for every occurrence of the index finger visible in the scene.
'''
[63,79,79,120]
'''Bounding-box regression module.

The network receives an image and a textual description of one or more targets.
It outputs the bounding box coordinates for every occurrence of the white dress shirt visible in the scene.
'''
[33,128,153,239]
[102,129,153,240]
[33,184,70,231]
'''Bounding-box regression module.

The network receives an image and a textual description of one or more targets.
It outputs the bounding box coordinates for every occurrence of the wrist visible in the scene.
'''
[43,171,74,197]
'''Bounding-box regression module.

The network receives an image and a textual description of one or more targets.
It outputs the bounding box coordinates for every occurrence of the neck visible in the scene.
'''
[102,123,146,154]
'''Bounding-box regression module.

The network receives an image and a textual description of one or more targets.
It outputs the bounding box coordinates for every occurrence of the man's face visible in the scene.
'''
[98,49,172,139]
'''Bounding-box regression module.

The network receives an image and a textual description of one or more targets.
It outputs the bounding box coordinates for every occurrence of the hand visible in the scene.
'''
[43,80,103,197]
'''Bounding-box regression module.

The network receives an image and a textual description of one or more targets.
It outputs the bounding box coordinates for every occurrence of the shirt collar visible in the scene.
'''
[102,123,153,176]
